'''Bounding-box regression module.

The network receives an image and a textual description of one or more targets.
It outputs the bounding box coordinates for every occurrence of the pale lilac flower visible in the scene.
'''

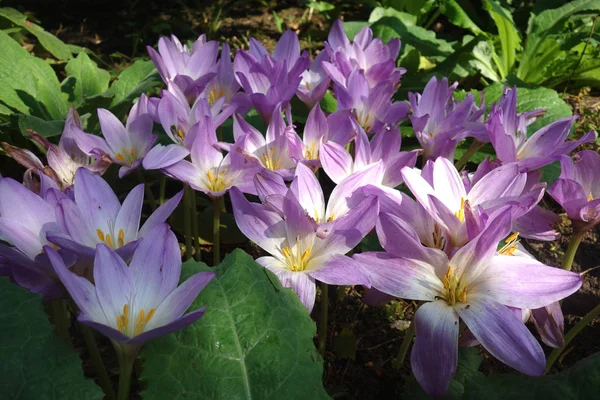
[46,168,182,261]
[147,34,219,101]
[230,187,377,312]
[488,87,596,171]
[401,157,544,249]
[234,30,310,123]
[233,106,300,180]
[0,177,70,299]
[163,117,259,198]
[321,122,418,186]
[73,108,157,178]
[323,19,405,87]
[409,76,484,161]
[354,209,581,395]
[297,50,331,109]
[46,223,215,348]
[331,69,408,134]
[549,150,600,229]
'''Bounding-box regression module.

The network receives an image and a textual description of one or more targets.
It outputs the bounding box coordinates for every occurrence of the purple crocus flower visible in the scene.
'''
[409,76,484,161]
[233,106,300,180]
[45,223,215,349]
[230,187,376,312]
[321,122,419,186]
[2,107,111,191]
[487,88,596,171]
[0,177,70,299]
[549,150,600,229]
[163,117,259,198]
[46,168,182,261]
[147,34,219,102]
[73,108,157,178]
[297,50,331,109]
[234,30,310,123]
[255,161,385,228]
[354,209,582,395]
[332,69,409,134]
[401,157,544,250]
[323,19,405,87]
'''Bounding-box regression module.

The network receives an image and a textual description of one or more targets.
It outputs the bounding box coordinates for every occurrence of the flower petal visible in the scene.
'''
[457,295,545,376]
[114,184,144,244]
[138,190,184,237]
[307,254,370,287]
[127,307,206,345]
[93,244,134,323]
[353,252,443,301]
[411,301,459,397]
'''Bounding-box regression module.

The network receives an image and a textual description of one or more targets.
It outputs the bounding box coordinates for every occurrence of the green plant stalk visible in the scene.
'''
[51,299,71,347]
[183,186,193,260]
[136,170,157,211]
[562,230,586,271]
[393,320,415,369]
[159,176,166,206]
[190,191,201,262]
[545,302,600,373]
[212,196,221,265]
[80,324,115,400]
[116,349,136,400]
[318,281,329,356]
[455,140,484,170]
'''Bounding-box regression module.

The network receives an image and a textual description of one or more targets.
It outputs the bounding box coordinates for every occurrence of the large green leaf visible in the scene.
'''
[343,21,370,41]
[470,40,502,82]
[64,52,111,107]
[518,0,600,82]
[140,250,329,400]
[18,114,64,137]
[109,59,159,107]
[483,0,521,78]
[0,30,68,119]
[0,7,72,60]
[369,7,417,26]
[0,278,103,399]
[440,0,483,36]
[370,16,454,58]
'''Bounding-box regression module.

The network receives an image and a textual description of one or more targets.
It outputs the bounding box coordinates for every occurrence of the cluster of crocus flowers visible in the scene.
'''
[0,19,597,399]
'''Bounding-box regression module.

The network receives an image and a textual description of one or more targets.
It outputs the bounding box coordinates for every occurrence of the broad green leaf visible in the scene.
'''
[64,52,111,106]
[470,40,502,82]
[0,7,72,60]
[109,59,160,108]
[0,278,103,399]
[371,16,454,58]
[18,114,64,137]
[440,0,483,36]
[140,250,329,400]
[541,161,562,185]
[483,0,521,77]
[0,30,68,119]
[518,0,600,82]
[369,7,417,26]
[343,21,370,40]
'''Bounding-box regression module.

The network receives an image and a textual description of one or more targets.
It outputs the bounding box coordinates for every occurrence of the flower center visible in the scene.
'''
[281,244,312,272]
[441,265,467,305]
[208,87,225,105]
[205,169,229,192]
[115,304,157,336]
[588,192,595,202]
[262,147,280,170]
[96,228,125,249]
[115,147,136,164]
[430,223,445,249]
[303,141,319,160]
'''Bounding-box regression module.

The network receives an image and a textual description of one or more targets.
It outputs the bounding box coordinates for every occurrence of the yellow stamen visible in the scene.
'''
[454,198,466,222]
[281,244,312,272]
[589,192,595,202]
[441,265,467,305]
[115,153,124,161]
[305,81,311,90]
[116,304,130,333]
[118,229,125,248]
[96,229,105,242]
[327,213,335,222]
[261,147,279,170]
[177,129,185,140]
[130,148,135,159]
[105,234,114,249]
[499,232,520,256]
